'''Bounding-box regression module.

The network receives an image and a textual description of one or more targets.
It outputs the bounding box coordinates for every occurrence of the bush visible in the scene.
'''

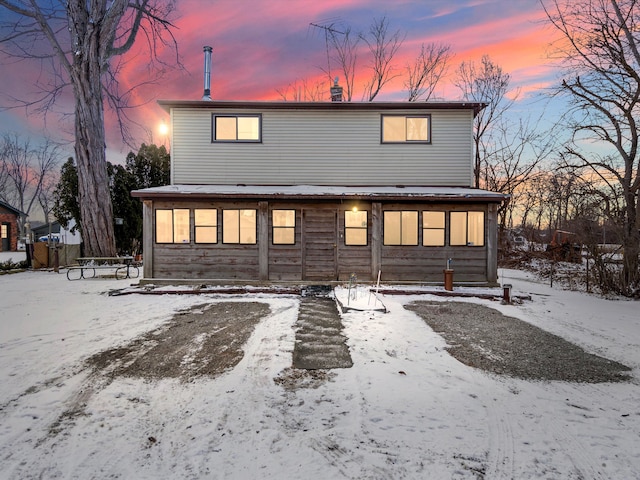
[0,259,27,273]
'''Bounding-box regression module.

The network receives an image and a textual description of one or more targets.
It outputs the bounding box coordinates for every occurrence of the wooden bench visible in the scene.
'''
[66,256,139,281]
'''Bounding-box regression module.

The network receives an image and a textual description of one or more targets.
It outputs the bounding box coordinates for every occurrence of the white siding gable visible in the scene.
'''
[170,106,474,187]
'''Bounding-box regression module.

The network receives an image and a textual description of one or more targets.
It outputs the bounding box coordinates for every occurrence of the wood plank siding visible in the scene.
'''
[143,199,495,284]
[170,108,474,187]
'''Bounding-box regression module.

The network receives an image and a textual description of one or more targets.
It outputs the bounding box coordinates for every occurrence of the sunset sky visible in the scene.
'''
[0,0,564,162]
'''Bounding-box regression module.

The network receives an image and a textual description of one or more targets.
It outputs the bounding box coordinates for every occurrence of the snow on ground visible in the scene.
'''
[1,250,640,479]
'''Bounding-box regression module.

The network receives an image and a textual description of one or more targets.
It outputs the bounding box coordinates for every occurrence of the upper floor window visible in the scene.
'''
[450,211,485,246]
[383,211,418,245]
[213,115,261,142]
[382,115,430,143]
[344,210,368,245]
[156,209,190,244]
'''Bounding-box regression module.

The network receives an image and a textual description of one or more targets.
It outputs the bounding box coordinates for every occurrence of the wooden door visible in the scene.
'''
[302,209,337,280]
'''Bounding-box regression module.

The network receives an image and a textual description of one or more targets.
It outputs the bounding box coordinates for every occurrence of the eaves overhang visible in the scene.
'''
[157,100,488,117]
[132,185,509,203]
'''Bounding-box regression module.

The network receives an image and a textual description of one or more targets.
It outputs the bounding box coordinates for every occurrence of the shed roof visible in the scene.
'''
[132,184,509,203]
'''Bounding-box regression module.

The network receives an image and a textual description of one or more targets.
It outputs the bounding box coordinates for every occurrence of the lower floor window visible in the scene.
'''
[450,211,485,246]
[223,209,257,244]
[273,210,295,244]
[156,209,190,243]
[344,210,368,245]
[422,211,445,246]
[195,209,217,243]
[383,211,418,245]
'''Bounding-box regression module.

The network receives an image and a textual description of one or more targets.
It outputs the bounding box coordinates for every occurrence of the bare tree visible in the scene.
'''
[455,55,516,188]
[405,42,452,102]
[310,22,358,101]
[484,117,555,232]
[0,133,61,220]
[542,0,640,294]
[311,16,404,102]
[277,78,328,101]
[0,1,178,256]
[361,17,404,101]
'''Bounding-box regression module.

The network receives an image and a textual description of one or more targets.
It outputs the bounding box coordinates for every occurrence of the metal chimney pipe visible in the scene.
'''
[202,46,212,101]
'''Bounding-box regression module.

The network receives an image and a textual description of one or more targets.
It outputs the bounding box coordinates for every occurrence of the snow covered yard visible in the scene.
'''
[1,251,640,479]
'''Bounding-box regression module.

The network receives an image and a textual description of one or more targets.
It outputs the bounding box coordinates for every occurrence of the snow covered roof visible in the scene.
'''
[131,184,509,203]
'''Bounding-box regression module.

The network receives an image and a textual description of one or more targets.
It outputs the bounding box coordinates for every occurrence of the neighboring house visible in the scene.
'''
[32,219,82,245]
[133,95,509,285]
[0,200,25,252]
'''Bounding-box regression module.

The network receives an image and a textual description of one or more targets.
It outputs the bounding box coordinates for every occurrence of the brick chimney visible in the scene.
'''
[330,77,343,102]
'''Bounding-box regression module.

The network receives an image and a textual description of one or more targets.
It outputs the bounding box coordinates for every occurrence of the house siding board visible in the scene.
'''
[171,108,473,187]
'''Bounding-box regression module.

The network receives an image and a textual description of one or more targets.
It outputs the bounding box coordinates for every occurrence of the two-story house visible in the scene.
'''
[132,96,508,285]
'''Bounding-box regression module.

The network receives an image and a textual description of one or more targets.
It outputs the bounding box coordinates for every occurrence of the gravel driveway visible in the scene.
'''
[406,301,632,383]
[84,296,632,386]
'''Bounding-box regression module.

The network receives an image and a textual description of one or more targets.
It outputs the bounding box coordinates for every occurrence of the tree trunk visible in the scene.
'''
[622,193,640,291]
[71,44,116,257]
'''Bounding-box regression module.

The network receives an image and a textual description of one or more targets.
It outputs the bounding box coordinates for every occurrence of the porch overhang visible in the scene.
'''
[132,185,509,204]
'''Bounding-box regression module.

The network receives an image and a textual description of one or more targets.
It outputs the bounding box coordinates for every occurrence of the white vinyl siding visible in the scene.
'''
[170,108,473,187]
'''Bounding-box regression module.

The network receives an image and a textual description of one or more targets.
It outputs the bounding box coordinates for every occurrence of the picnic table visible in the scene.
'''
[66,256,139,281]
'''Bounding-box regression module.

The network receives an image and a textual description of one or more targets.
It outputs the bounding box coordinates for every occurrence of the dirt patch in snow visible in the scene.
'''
[87,301,270,381]
[406,301,632,383]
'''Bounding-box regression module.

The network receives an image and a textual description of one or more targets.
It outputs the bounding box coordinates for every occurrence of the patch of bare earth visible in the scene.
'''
[87,301,270,381]
[406,301,632,383]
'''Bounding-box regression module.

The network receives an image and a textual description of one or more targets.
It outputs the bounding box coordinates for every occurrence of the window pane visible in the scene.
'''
[238,117,259,140]
[196,226,217,243]
[223,210,239,243]
[239,209,256,244]
[173,209,190,243]
[345,229,367,245]
[468,211,485,246]
[402,211,418,245]
[155,210,173,243]
[216,117,236,140]
[384,211,401,245]
[345,210,367,228]
[423,230,445,246]
[423,211,444,228]
[273,210,295,227]
[407,117,428,141]
[195,209,217,226]
[383,116,405,142]
[450,212,467,246]
[273,228,295,244]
